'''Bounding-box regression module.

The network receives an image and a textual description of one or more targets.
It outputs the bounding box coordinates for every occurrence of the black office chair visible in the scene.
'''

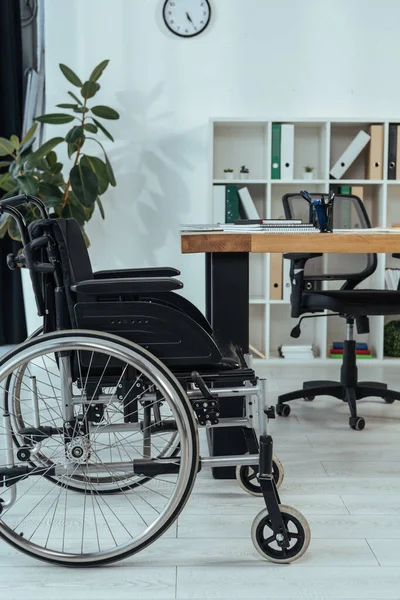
[276,192,400,430]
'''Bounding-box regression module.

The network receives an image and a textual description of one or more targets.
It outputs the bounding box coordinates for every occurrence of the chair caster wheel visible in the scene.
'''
[384,397,395,404]
[304,396,315,402]
[236,454,284,495]
[349,416,365,430]
[251,505,311,563]
[276,404,291,417]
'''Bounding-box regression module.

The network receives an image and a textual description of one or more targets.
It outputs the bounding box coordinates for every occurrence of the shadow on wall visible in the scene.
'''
[87,82,206,269]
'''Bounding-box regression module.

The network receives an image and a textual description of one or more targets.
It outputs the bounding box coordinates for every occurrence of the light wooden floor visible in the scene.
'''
[2,362,400,599]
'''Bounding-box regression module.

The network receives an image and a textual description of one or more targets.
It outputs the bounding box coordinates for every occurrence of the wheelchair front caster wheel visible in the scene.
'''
[251,504,311,564]
[276,404,291,417]
[304,396,315,402]
[384,397,396,404]
[235,454,284,495]
[349,416,365,430]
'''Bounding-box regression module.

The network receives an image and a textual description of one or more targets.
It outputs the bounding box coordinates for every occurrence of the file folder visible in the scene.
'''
[330,130,370,179]
[225,185,240,223]
[388,124,397,180]
[280,124,294,180]
[270,253,283,300]
[271,124,281,179]
[396,126,400,180]
[213,185,226,223]
[238,187,260,219]
[350,186,364,201]
[367,124,384,180]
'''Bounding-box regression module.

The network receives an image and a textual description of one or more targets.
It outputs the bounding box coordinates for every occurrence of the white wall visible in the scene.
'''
[44,0,400,312]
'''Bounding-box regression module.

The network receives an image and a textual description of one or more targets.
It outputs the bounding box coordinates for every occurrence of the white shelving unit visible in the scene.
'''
[210,118,400,365]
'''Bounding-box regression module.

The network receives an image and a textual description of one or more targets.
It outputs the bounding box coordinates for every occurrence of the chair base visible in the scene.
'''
[277,380,400,429]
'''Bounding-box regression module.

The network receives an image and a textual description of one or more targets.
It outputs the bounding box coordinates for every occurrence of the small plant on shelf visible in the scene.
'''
[223,168,234,180]
[240,165,250,180]
[303,165,314,180]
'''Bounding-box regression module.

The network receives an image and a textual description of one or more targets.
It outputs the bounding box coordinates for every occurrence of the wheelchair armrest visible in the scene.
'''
[94,267,181,279]
[71,277,183,296]
[283,253,323,318]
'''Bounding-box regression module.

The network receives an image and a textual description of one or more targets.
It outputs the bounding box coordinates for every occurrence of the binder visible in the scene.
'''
[238,187,260,219]
[213,185,226,223]
[271,124,281,180]
[225,185,240,223]
[388,124,397,180]
[330,130,370,179]
[270,253,283,300]
[396,125,400,180]
[339,186,352,228]
[283,257,291,302]
[280,124,294,180]
[350,185,364,201]
[367,124,384,180]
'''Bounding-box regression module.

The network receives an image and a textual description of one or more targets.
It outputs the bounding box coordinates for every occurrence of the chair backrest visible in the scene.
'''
[282,193,377,285]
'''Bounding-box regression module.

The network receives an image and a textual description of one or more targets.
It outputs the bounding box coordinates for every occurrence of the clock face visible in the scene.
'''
[163,0,211,38]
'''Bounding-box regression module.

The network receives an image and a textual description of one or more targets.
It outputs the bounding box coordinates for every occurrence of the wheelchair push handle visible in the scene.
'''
[0,194,49,218]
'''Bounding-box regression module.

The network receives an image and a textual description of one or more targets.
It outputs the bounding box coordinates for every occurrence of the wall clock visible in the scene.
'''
[163,0,211,38]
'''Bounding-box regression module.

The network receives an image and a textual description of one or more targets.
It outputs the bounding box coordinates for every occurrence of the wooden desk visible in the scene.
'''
[181,230,400,478]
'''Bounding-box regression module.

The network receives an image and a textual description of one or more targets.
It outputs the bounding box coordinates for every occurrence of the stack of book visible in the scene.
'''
[329,342,372,359]
[279,344,316,360]
[385,268,400,290]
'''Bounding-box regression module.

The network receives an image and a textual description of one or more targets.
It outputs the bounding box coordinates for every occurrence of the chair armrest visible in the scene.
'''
[283,253,323,318]
[392,254,400,259]
[71,277,183,296]
[94,267,180,279]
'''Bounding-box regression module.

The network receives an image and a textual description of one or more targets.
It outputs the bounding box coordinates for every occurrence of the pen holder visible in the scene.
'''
[309,199,334,233]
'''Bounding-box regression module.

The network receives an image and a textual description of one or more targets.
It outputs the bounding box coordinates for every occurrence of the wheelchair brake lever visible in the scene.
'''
[191,371,216,401]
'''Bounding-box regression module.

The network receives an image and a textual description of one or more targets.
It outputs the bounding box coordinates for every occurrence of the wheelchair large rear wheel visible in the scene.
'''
[0,331,198,566]
[5,328,180,494]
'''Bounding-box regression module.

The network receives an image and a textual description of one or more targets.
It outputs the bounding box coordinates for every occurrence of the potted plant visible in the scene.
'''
[0,60,119,333]
[0,59,119,245]
[223,168,234,180]
[303,165,314,180]
[239,165,250,180]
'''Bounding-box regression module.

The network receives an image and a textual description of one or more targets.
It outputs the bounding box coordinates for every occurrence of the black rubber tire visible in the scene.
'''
[276,404,291,417]
[0,330,199,567]
[384,397,396,404]
[349,416,366,431]
[304,396,315,402]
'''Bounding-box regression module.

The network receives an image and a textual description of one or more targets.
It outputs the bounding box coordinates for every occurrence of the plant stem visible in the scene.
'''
[61,97,87,210]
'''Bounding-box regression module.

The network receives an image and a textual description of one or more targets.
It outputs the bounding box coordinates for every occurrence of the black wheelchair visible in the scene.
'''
[0,194,310,566]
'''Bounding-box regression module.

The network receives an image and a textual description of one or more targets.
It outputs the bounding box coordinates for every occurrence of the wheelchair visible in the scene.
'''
[0,194,310,566]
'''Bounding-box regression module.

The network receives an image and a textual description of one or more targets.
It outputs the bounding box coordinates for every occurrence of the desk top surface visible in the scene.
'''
[181,231,400,254]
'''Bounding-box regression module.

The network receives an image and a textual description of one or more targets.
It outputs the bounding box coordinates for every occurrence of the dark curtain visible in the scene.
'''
[0,0,27,344]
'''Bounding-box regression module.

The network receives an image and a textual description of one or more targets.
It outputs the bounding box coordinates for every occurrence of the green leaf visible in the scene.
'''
[81,155,109,195]
[50,162,63,175]
[83,123,98,133]
[70,164,98,207]
[61,192,87,225]
[44,196,63,209]
[0,160,12,168]
[20,122,38,147]
[35,113,75,125]
[20,137,36,155]
[17,175,40,195]
[10,135,20,150]
[39,182,63,197]
[59,64,82,87]
[30,137,64,160]
[0,214,10,239]
[86,137,116,187]
[0,137,15,156]
[0,172,11,189]
[65,126,84,143]
[68,91,83,105]
[81,81,99,99]
[89,59,109,82]
[91,106,119,120]
[73,106,89,114]
[96,196,105,219]
[57,103,78,109]
[91,118,114,141]
[8,217,21,241]
[46,151,57,166]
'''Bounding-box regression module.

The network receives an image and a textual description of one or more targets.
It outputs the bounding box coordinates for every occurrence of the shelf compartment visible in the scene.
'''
[330,122,383,181]
[213,122,268,180]
[249,304,266,359]
[249,253,266,299]
[269,304,325,359]
[270,182,326,220]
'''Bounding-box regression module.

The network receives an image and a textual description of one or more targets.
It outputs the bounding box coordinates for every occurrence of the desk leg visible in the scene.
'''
[206,252,249,479]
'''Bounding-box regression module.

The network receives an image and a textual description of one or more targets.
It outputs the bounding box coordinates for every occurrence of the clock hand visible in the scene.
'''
[186,11,194,24]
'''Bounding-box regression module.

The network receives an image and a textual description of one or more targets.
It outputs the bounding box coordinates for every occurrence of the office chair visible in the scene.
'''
[276,192,400,430]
